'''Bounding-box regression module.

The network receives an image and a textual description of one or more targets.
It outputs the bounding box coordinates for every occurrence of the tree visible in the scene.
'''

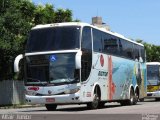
[54,8,72,23]
[136,40,160,62]
[0,0,76,80]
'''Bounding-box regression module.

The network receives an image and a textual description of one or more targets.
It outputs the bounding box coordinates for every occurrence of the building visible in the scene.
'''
[92,16,110,31]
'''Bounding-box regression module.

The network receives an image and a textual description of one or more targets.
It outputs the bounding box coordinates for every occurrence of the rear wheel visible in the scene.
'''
[120,88,135,106]
[128,88,135,105]
[134,91,138,105]
[45,104,57,111]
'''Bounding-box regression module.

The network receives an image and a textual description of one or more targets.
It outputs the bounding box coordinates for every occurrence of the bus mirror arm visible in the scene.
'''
[75,51,82,69]
[14,54,23,73]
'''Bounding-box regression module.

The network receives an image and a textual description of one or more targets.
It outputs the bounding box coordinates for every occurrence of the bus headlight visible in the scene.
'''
[64,88,80,94]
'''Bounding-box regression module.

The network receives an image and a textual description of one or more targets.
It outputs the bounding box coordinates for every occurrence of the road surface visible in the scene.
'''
[0,99,160,120]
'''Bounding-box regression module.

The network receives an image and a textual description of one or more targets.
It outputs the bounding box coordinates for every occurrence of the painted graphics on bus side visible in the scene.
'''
[81,53,147,102]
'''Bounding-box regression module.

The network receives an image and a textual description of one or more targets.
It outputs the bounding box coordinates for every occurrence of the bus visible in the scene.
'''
[147,62,160,101]
[14,22,147,110]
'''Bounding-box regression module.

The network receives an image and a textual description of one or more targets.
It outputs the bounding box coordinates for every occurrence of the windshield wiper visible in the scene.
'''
[27,77,41,82]
[26,78,47,86]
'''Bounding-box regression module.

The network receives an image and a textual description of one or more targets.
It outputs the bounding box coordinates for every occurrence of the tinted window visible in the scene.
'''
[93,29,103,52]
[134,44,140,61]
[103,34,119,55]
[81,27,92,81]
[140,46,145,62]
[82,27,92,50]
[119,39,134,59]
[26,26,80,52]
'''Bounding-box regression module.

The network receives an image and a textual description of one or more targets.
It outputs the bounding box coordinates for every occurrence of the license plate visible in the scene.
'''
[46,98,55,103]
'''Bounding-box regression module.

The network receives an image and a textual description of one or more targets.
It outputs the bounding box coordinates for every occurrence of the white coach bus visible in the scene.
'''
[14,22,147,110]
[147,62,160,101]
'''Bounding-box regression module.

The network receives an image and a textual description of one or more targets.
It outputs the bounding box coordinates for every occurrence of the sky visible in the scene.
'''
[32,0,160,45]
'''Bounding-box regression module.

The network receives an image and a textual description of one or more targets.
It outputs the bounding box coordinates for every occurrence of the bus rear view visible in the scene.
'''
[147,62,160,101]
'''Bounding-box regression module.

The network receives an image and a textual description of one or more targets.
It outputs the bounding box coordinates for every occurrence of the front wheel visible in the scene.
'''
[45,104,57,111]
[87,93,100,109]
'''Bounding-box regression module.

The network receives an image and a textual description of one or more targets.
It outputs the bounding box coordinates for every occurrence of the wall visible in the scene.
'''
[0,80,25,106]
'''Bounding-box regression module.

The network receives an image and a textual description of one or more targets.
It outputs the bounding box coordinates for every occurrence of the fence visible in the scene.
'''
[0,80,25,106]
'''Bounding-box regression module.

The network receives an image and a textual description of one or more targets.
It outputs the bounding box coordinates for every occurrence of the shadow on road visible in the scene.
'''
[56,104,121,112]
[19,103,143,113]
[143,98,160,102]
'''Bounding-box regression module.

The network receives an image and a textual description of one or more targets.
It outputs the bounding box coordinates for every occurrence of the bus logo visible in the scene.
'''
[100,55,104,67]
[28,86,39,91]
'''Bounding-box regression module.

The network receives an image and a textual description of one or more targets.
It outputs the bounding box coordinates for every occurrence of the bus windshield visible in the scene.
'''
[147,65,159,85]
[49,53,79,84]
[25,53,80,85]
[26,26,80,52]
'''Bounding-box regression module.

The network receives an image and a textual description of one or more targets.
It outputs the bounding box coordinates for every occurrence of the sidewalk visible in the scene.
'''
[0,104,43,109]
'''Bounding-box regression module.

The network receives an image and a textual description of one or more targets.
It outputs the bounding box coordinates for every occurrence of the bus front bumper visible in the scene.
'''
[147,91,160,98]
[25,93,81,104]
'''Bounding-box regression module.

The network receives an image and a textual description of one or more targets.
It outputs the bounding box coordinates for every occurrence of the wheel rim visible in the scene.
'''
[134,92,138,104]
[92,94,99,108]
[130,90,134,105]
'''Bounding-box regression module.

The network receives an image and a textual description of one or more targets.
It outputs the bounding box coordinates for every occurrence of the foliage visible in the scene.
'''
[0,0,77,80]
[136,40,160,62]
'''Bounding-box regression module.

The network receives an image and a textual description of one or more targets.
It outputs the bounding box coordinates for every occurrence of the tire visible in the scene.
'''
[134,91,138,105]
[120,88,135,106]
[128,88,135,105]
[87,94,99,109]
[87,87,100,109]
[45,104,57,111]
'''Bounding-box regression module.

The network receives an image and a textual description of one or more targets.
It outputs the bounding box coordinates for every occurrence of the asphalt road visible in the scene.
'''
[0,99,160,120]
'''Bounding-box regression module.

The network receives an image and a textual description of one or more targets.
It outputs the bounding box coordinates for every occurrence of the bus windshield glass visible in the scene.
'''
[147,65,159,85]
[26,26,80,52]
[25,53,80,85]
[49,53,79,84]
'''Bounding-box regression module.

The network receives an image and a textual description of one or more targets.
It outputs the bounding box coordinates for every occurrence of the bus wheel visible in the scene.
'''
[120,88,135,106]
[45,104,57,111]
[134,91,138,105]
[87,94,99,109]
[128,88,135,105]
[87,90,100,109]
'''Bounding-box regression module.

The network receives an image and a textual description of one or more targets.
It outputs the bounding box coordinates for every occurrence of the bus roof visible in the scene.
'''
[146,62,160,65]
[32,22,144,47]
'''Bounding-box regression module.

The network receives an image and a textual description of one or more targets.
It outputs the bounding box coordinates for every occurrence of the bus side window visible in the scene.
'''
[103,34,119,55]
[140,46,145,62]
[93,29,103,52]
[134,44,140,61]
[119,39,134,59]
[81,27,92,82]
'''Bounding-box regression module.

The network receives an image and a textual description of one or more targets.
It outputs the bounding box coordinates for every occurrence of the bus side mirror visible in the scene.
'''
[75,51,82,69]
[14,54,23,73]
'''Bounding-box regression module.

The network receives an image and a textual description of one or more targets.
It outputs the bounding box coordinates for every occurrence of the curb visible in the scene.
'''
[0,104,43,109]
